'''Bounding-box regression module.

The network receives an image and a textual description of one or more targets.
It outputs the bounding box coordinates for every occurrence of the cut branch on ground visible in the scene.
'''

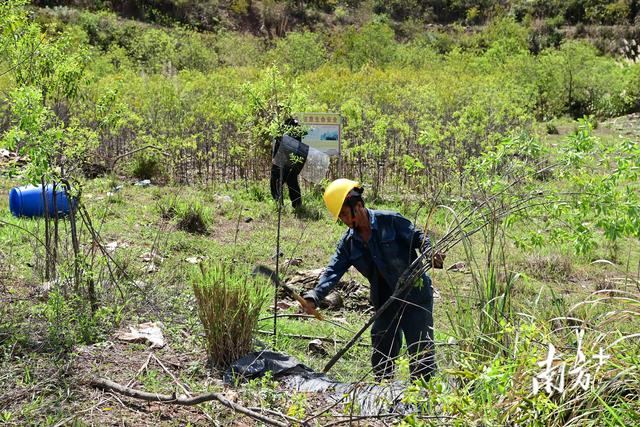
[90,377,290,427]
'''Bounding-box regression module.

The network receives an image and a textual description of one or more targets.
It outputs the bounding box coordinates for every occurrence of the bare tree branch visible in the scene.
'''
[110,145,170,170]
[90,377,289,427]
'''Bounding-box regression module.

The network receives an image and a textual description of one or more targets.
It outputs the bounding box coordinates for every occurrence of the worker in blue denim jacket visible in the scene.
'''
[302,179,444,381]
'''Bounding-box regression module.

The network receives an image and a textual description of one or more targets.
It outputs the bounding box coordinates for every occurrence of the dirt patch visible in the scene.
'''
[64,339,388,426]
[602,113,640,139]
[68,341,227,425]
[521,253,573,283]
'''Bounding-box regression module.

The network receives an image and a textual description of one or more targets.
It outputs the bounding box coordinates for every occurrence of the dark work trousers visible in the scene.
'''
[270,164,302,209]
[370,284,435,382]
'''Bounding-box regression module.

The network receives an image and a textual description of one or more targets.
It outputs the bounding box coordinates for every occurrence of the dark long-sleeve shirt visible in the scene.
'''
[304,209,432,309]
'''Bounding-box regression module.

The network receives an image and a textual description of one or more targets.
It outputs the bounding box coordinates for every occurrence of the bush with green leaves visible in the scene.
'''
[131,152,165,180]
[35,291,113,352]
[191,263,269,370]
[175,199,210,234]
[155,194,179,220]
[1,1,94,184]
[12,7,640,192]
[265,31,327,74]
[333,19,398,71]
[46,9,219,73]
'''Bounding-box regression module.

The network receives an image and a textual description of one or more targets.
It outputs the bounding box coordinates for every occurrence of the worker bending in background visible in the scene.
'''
[303,179,444,381]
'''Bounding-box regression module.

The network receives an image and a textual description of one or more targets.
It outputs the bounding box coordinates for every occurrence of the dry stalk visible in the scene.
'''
[126,352,153,388]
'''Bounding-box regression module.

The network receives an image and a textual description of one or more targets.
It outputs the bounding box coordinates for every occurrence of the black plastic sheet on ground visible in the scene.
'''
[225,350,409,416]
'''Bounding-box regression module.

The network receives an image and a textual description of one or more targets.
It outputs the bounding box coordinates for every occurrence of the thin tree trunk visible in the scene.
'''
[41,177,51,281]
[66,184,81,294]
[52,182,60,286]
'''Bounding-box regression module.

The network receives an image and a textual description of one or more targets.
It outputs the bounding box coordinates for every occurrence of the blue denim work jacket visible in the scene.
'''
[305,209,432,309]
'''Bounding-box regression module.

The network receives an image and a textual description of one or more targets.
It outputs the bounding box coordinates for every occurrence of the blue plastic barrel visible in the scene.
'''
[9,185,75,218]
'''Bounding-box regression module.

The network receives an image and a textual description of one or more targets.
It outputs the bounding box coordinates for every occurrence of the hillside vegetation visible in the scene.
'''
[32,0,640,33]
[3,0,640,188]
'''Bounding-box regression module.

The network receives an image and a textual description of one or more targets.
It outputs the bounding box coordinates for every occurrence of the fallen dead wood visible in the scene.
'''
[109,144,170,170]
[322,413,455,427]
[256,330,370,347]
[90,377,290,427]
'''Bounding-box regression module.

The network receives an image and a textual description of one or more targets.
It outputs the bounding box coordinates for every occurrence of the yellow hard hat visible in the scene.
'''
[323,179,361,221]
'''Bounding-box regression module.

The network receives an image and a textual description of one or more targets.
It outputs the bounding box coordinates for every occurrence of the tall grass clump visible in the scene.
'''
[191,263,269,370]
[176,200,209,234]
[155,194,178,220]
[410,264,640,425]
[131,153,164,180]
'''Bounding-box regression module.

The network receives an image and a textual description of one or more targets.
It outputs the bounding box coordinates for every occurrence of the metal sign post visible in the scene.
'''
[273,168,283,346]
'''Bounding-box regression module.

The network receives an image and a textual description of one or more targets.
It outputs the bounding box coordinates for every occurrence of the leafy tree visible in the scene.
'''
[372,0,428,21]
[266,31,327,74]
[584,0,633,24]
[333,20,398,71]
[1,0,93,183]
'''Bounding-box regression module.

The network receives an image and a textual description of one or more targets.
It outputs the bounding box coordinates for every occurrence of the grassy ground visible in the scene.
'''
[1,121,639,426]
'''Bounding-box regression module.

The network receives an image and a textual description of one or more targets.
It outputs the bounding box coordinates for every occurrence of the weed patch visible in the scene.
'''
[155,195,178,220]
[191,263,269,370]
[522,253,573,282]
[176,200,209,234]
[131,153,165,181]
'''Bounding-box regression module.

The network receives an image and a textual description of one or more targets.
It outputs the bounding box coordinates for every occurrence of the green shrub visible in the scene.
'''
[191,263,269,369]
[333,20,398,70]
[38,292,110,352]
[532,40,636,119]
[625,63,640,110]
[265,31,327,74]
[396,36,440,68]
[131,153,163,180]
[482,16,530,55]
[585,0,631,24]
[176,200,209,234]
[155,195,179,220]
[247,183,268,202]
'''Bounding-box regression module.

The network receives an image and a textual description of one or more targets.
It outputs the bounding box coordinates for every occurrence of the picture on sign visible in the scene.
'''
[298,113,341,156]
